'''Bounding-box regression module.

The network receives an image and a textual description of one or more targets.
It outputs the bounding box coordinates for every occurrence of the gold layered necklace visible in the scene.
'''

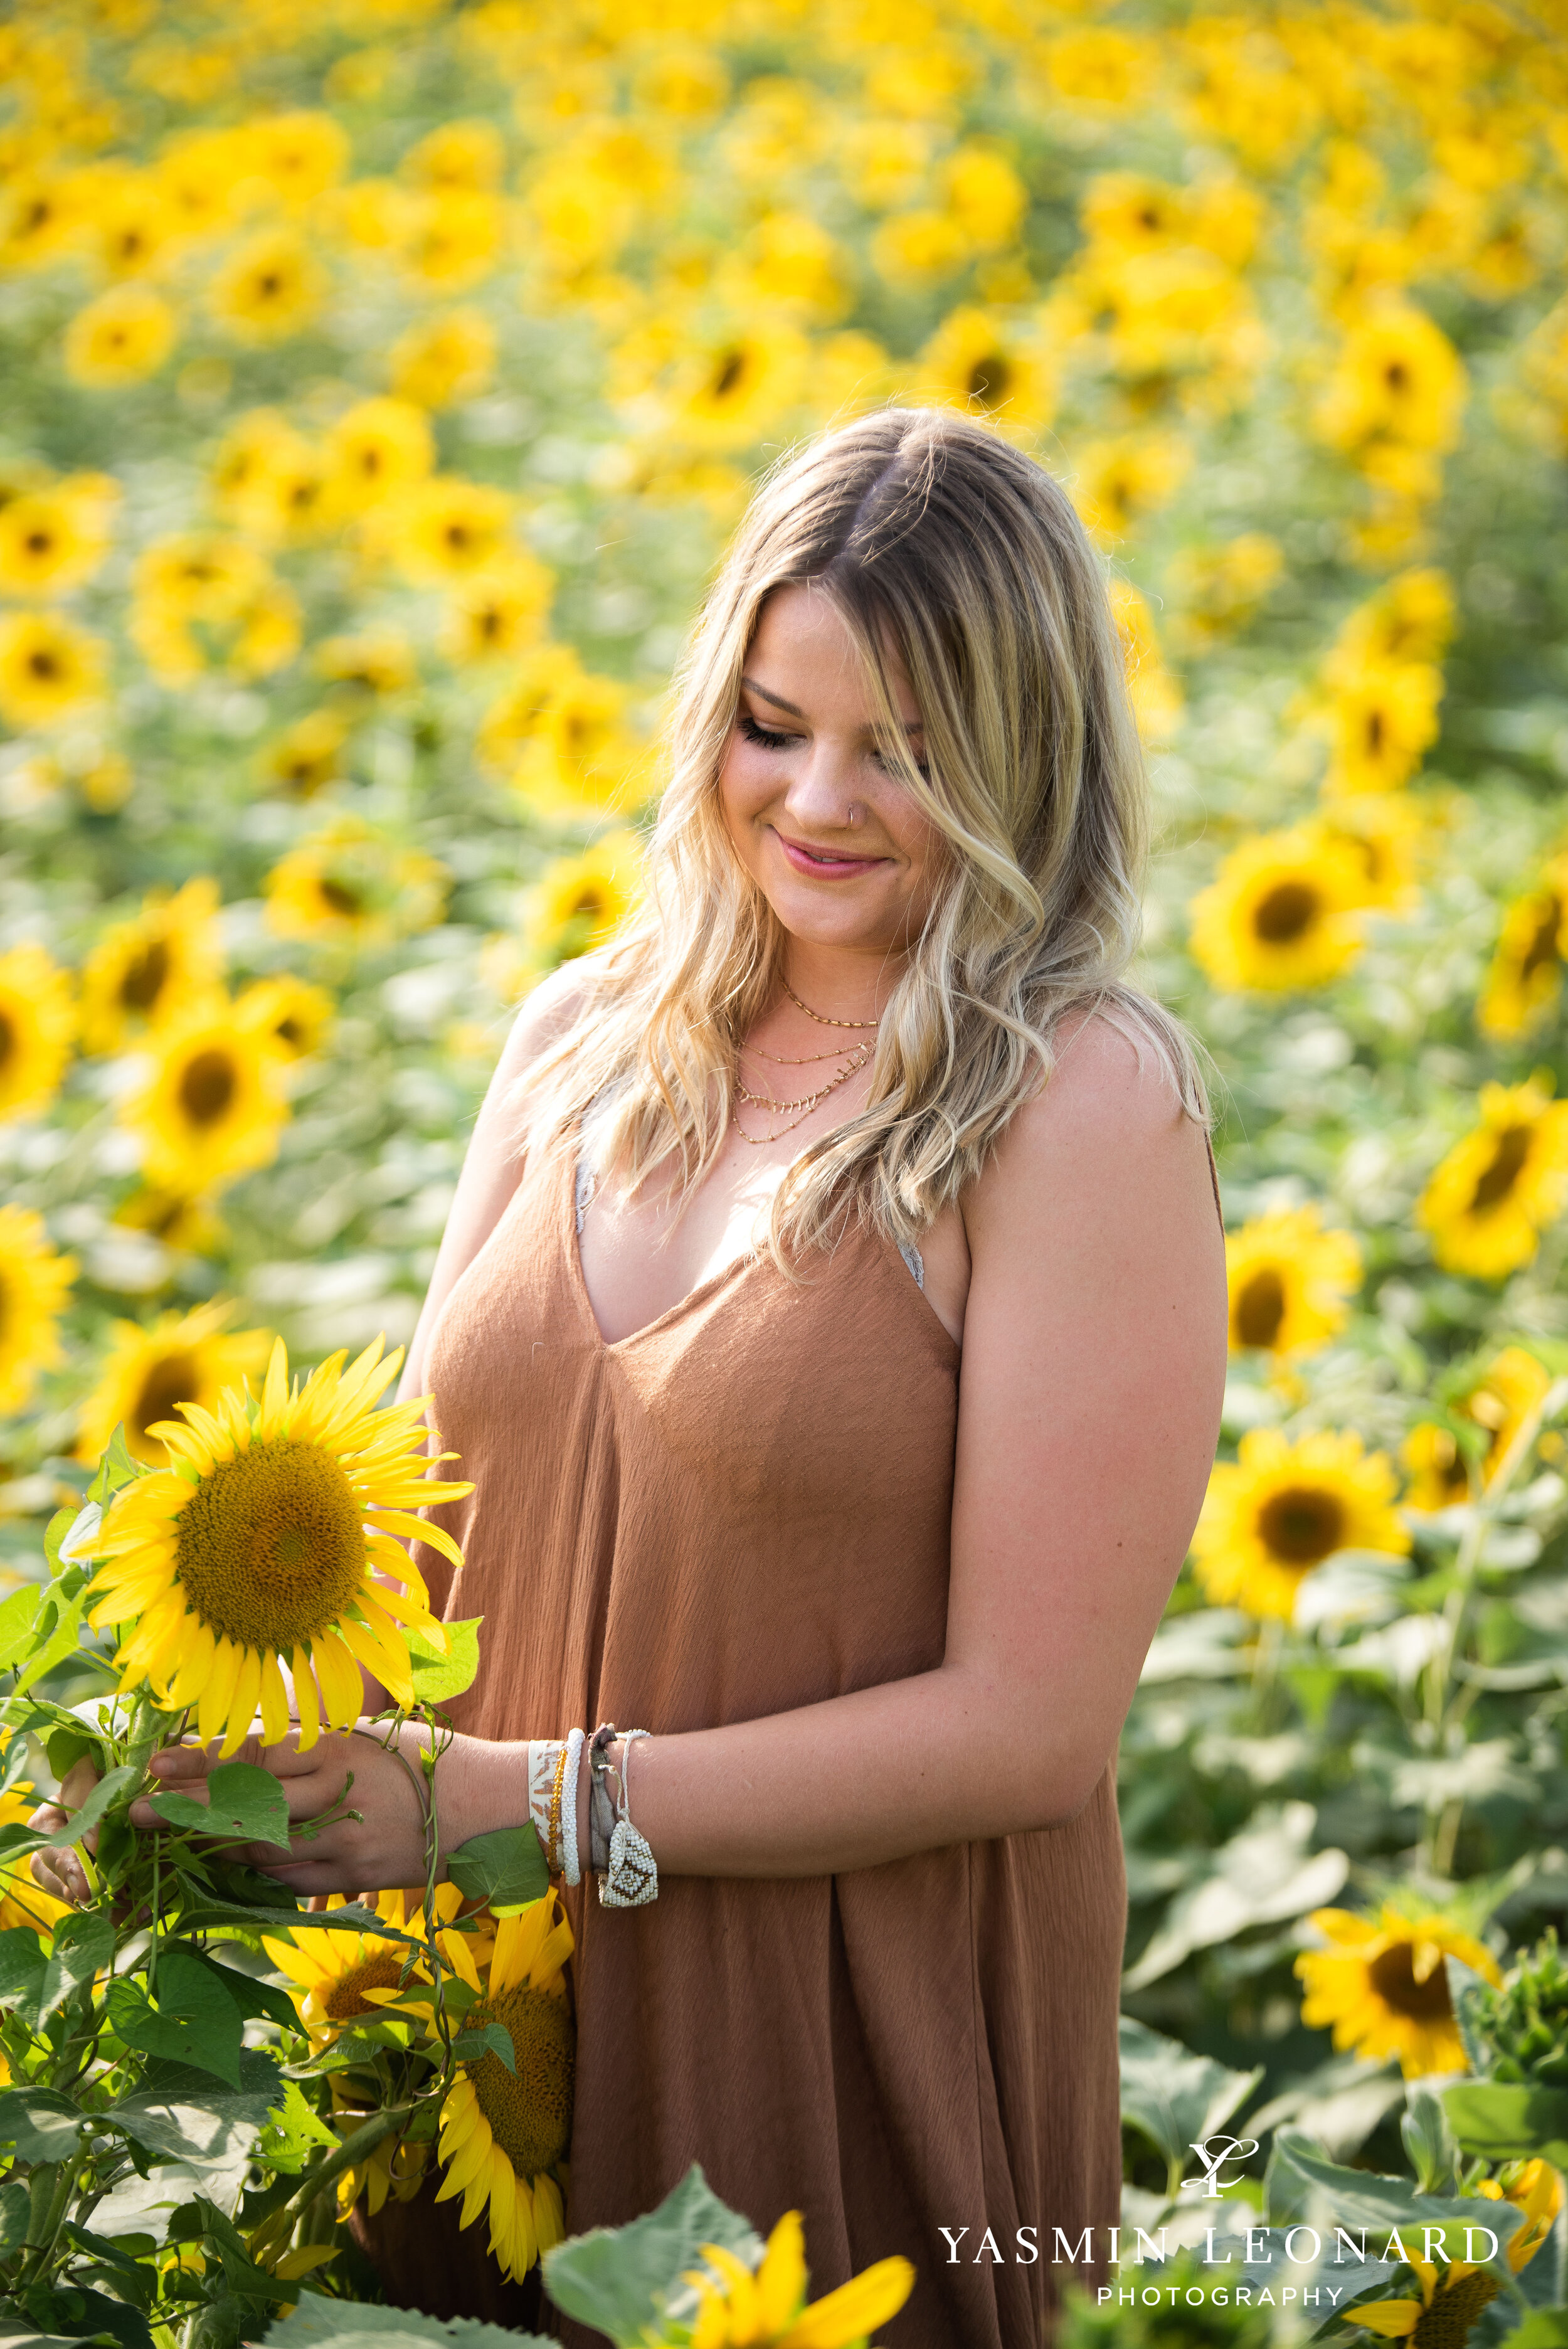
[731,980,881,1147]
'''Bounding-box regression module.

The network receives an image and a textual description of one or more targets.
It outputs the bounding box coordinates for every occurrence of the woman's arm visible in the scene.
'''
[136,1015,1225,1894]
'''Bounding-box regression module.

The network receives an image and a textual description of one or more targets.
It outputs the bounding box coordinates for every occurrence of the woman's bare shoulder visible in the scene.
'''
[490,948,614,1094]
[965,1004,1215,1248]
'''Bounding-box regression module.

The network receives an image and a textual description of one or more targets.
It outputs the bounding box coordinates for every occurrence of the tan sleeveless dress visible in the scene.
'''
[400,1141,1125,2347]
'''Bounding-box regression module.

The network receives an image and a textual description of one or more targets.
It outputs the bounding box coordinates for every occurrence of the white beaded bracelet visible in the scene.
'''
[560,1724,586,1889]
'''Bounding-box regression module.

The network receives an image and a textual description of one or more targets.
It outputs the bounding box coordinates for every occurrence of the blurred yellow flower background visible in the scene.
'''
[3,0,1568,2214]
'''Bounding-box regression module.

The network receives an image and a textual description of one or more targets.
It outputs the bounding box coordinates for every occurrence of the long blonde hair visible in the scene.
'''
[519,405,1207,1261]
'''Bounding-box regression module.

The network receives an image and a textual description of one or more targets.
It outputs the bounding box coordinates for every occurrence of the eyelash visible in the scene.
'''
[738,709,930,777]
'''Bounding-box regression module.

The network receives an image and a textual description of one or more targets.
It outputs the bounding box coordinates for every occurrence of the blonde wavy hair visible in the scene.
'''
[519,405,1208,1262]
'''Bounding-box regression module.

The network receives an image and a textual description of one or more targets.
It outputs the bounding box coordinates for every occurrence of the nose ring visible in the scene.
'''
[847,801,863,827]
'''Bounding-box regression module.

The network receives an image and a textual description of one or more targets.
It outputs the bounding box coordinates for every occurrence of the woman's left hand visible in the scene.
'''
[129,1722,444,1896]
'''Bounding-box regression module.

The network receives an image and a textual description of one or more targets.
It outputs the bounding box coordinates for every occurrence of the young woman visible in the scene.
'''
[45,409,1227,2345]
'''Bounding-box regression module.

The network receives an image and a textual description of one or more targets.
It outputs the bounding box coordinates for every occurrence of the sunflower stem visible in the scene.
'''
[1419,1375,1568,1874]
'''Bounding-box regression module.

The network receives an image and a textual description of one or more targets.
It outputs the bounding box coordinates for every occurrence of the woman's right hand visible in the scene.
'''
[29,1756,102,1907]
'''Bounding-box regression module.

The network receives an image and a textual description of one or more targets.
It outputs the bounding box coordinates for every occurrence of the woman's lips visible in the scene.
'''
[776,831,887,879]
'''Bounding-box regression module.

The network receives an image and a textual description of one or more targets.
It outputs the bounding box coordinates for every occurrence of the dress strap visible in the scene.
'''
[575,1157,594,1237]
[898,1242,924,1290]
[1204,1134,1224,1236]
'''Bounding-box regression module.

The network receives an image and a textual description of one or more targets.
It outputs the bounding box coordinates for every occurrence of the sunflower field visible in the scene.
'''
[4,0,1568,2340]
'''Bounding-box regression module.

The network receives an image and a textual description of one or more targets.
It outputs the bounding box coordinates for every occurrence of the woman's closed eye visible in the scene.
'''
[739,709,798,751]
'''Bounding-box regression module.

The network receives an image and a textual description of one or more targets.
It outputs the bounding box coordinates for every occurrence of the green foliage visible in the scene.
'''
[445,1825,549,1913]
[541,2165,763,2346]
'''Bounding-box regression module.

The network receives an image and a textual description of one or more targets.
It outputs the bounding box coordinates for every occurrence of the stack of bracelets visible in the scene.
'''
[525,1724,657,1907]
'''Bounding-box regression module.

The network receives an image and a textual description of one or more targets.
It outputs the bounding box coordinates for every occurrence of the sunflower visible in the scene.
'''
[235,976,334,1061]
[80,876,223,1055]
[209,229,327,343]
[919,306,1054,440]
[1349,2161,1560,2341]
[87,1335,469,1754]
[1315,300,1468,459]
[0,942,75,1118]
[61,285,177,387]
[1401,1423,1473,1515]
[263,820,449,947]
[389,307,497,408]
[0,475,119,600]
[1193,1426,1409,1621]
[438,556,555,665]
[480,647,638,813]
[263,1885,491,2050]
[76,1300,271,1468]
[1321,658,1444,796]
[0,1776,68,1939]
[120,1001,290,1197]
[259,710,350,798]
[1188,827,1366,993]
[667,317,810,450]
[1417,1078,1568,1281]
[524,834,644,972]
[248,112,350,208]
[1330,568,1456,670]
[396,189,506,293]
[1478,857,1568,1040]
[1296,1904,1501,2078]
[1316,798,1423,914]
[1407,1347,1554,1509]
[1167,533,1284,647]
[1069,431,1191,545]
[435,1890,576,2282]
[0,610,109,729]
[324,398,435,517]
[389,478,515,584]
[129,535,300,685]
[684,2210,916,2349]
[0,1204,76,1414]
[1226,1205,1363,1356]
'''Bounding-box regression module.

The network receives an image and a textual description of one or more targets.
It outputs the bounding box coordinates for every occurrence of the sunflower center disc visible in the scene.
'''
[1368,1940,1453,2023]
[134,1350,199,1450]
[1234,1268,1286,1349]
[173,1436,366,1650]
[467,1985,574,2180]
[1410,2267,1500,2347]
[324,1952,406,2022]
[1253,881,1318,944]
[1258,1485,1345,1566]
[1470,1124,1531,1214]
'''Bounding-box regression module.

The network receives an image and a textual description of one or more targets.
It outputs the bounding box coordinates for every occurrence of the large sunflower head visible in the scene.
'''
[683,2210,916,2349]
[1417,1078,1568,1282]
[1296,1904,1500,2079]
[919,304,1054,440]
[0,1203,77,1415]
[75,1298,271,1468]
[0,474,117,599]
[1192,1425,1410,1620]
[1321,657,1444,796]
[121,998,290,1197]
[263,1884,492,2048]
[434,1890,576,2283]
[1225,1204,1363,1357]
[0,942,75,1120]
[86,1335,470,1755]
[80,876,223,1055]
[1189,826,1366,993]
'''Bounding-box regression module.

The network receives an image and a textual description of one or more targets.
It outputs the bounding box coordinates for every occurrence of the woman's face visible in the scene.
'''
[718,584,949,963]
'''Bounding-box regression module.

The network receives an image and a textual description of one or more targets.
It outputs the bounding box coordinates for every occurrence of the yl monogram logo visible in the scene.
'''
[1180,2136,1260,2198]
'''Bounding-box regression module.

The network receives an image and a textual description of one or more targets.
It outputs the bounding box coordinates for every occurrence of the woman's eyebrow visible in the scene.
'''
[739,675,805,716]
[740,674,925,735]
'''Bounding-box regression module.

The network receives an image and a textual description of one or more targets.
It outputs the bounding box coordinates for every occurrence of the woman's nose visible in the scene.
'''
[783,738,861,831]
